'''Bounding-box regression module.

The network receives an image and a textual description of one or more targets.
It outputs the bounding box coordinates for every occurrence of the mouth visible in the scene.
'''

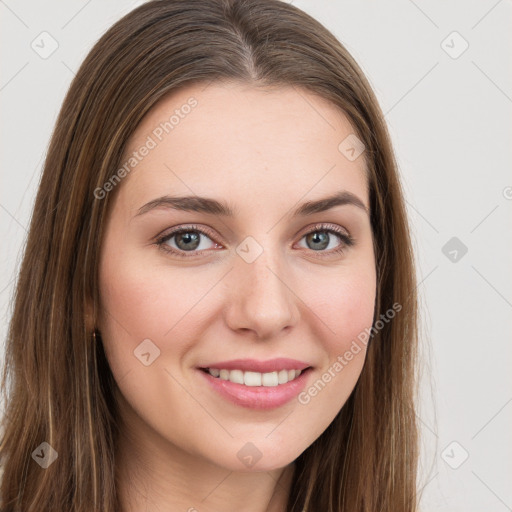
[199,367,308,387]
[196,360,313,410]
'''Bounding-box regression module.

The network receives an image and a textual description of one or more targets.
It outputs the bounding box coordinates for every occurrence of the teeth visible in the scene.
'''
[206,368,305,386]
[230,369,244,384]
[244,371,261,386]
[262,371,278,387]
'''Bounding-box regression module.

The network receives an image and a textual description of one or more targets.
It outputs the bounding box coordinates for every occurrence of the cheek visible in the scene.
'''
[326,277,376,346]
[97,239,235,401]
[98,247,204,356]
[97,243,167,347]
[293,264,376,423]
[301,261,376,351]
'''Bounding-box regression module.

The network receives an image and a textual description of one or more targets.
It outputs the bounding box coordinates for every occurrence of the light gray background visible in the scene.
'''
[1,1,511,510]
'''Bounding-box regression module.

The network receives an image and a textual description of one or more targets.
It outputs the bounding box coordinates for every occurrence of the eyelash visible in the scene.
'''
[154,223,355,259]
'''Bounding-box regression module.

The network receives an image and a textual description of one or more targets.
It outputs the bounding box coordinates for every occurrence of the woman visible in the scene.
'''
[0,0,419,510]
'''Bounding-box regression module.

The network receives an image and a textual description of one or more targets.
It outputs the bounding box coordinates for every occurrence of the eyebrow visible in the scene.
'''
[135,190,369,218]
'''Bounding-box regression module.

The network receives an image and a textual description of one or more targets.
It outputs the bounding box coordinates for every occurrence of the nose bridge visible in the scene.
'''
[224,235,299,337]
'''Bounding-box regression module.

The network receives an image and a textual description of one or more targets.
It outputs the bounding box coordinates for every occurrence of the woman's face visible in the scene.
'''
[97,81,376,472]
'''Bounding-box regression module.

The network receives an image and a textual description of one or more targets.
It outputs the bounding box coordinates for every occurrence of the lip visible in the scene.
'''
[197,364,312,410]
[197,358,311,373]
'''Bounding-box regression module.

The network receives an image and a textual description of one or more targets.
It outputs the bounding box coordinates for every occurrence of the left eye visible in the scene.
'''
[298,229,344,252]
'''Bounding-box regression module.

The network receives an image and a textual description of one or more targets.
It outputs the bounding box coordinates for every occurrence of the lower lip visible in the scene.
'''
[197,368,311,410]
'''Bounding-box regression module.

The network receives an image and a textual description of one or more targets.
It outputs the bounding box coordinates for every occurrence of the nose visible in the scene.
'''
[224,246,300,339]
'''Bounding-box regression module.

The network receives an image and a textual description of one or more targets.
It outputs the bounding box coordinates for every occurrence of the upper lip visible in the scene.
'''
[198,358,311,373]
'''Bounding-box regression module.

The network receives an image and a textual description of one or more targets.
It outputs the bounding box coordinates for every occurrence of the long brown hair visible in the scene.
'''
[0,0,419,510]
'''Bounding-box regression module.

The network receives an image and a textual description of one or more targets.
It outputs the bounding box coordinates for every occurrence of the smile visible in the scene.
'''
[202,368,304,386]
[197,362,312,410]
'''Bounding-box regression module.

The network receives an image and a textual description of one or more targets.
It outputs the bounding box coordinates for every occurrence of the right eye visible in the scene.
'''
[155,224,223,257]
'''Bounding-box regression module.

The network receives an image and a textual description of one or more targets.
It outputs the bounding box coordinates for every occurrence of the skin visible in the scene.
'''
[95,81,376,512]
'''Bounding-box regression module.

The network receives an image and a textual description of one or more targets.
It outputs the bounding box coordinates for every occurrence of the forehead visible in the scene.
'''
[117,81,368,214]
